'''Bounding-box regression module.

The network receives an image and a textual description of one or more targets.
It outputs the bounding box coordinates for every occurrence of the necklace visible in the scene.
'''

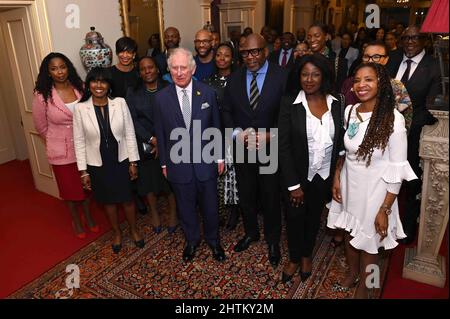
[347,106,371,139]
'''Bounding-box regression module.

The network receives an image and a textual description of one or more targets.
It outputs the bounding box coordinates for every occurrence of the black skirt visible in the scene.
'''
[88,104,134,204]
[136,158,172,196]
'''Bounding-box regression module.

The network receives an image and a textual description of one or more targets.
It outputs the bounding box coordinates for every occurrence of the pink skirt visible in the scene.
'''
[52,163,87,201]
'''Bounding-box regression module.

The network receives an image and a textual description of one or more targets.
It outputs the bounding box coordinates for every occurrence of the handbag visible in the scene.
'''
[140,141,154,160]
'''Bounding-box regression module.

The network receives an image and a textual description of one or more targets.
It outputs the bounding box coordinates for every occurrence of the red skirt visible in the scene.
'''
[52,163,87,201]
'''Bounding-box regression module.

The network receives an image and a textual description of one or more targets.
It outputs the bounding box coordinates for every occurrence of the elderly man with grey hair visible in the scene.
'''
[154,47,226,262]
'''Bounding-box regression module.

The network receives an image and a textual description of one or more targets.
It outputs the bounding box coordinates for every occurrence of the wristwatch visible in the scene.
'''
[380,204,392,215]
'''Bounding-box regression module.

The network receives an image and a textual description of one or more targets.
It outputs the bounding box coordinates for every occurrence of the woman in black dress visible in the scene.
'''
[73,68,144,253]
[207,43,240,230]
[126,56,178,234]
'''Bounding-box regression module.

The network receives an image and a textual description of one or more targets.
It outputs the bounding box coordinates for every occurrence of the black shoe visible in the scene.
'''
[209,244,226,262]
[112,243,122,254]
[281,262,300,284]
[268,244,280,268]
[234,235,260,252]
[182,244,197,262]
[134,239,145,248]
[300,271,311,282]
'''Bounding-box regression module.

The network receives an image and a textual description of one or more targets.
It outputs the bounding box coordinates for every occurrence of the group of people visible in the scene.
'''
[32,19,440,298]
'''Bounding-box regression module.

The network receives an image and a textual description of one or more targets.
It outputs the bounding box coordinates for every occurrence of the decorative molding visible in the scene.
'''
[403,110,449,288]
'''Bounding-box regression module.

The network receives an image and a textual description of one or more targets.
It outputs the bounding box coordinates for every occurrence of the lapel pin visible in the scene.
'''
[196,91,201,96]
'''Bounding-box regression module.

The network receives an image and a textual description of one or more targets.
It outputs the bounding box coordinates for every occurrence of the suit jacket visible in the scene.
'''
[278,93,344,191]
[154,80,222,184]
[125,81,167,144]
[334,46,359,75]
[269,49,295,69]
[386,53,441,127]
[222,62,287,131]
[154,51,169,76]
[73,97,139,171]
[32,87,82,165]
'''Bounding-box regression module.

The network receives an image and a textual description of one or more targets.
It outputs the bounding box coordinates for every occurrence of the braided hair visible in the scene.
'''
[354,63,395,166]
[34,52,84,104]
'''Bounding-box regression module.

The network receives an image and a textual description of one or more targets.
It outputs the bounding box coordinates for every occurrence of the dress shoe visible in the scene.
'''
[209,244,226,262]
[233,235,260,252]
[167,224,178,234]
[112,243,122,254]
[182,244,197,262]
[134,239,145,248]
[281,263,300,284]
[268,244,280,268]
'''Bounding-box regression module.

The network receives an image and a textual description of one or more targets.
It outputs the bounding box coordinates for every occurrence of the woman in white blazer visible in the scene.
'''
[73,67,143,254]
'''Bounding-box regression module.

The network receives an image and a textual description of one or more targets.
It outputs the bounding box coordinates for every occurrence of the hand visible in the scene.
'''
[255,132,270,150]
[129,164,138,181]
[81,175,91,191]
[375,209,389,241]
[332,173,342,203]
[237,129,257,150]
[162,167,167,178]
[218,162,225,175]
[150,137,158,158]
[289,188,304,207]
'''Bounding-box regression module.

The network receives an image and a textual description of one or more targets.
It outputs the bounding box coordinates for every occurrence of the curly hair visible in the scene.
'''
[34,52,84,104]
[354,63,395,166]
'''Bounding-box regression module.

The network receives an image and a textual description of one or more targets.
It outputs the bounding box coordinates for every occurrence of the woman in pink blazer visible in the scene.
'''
[32,52,98,239]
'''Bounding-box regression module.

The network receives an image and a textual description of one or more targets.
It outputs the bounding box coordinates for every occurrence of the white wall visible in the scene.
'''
[163,0,205,53]
[45,0,124,79]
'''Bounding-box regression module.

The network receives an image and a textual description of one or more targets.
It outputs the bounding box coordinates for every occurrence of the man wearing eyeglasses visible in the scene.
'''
[386,25,441,245]
[193,29,217,82]
[222,33,287,268]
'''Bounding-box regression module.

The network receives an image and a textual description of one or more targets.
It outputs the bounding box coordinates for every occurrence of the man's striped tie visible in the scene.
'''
[249,72,260,110]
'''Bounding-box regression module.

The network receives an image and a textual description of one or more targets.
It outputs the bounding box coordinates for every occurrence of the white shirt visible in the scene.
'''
[278,48,293,66]
[395,49,425,82]
[175,80,193,113]
[288,91,336,191]
[65,99,79,113]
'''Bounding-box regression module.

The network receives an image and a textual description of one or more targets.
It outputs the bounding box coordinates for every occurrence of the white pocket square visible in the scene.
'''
[201,102,210,109]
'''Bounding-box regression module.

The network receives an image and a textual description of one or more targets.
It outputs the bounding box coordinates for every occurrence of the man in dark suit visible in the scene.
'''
[386,26,441,244]
[154,48,226,262]
[222,33,287,268]
[154,27,181,77]
[269,32,296,70]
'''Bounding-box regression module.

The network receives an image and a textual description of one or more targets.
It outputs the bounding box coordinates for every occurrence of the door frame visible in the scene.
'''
[0,0,52,61]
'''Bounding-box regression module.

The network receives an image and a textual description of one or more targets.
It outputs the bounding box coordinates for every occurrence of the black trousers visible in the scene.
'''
[285,175,330,262]
[234,163,281,245]
[402,122,424,235]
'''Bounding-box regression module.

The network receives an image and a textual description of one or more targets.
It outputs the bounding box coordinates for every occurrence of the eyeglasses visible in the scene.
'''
[240,48,264,58]
[400,35,423,42]
[362,54,388,62]
[194,39,212,45]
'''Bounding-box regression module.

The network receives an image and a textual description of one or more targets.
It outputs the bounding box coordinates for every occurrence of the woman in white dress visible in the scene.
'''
[327,63,417,298]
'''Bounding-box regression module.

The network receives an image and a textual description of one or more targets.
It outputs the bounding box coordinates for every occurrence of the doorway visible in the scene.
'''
[265,0,284,35]
[0,1,58,198]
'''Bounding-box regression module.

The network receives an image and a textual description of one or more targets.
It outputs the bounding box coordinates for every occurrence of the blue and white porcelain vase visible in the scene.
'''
[79,27,112,71]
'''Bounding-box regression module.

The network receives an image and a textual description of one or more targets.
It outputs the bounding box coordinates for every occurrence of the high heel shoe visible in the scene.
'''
[281,263,300,284]
[153,225,162,234]
[80,215,99,233]
[112,243,122,254]
[332,277,360,292]
[167,224,178,234]
[72,222,86,239]
[134,239,145,248]
[300,271,312,282]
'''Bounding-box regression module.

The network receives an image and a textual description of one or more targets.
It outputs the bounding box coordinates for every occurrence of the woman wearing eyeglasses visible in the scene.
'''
[327,63,417,298]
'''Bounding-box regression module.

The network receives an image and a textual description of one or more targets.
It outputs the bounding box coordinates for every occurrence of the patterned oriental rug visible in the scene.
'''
[9,199,390,299]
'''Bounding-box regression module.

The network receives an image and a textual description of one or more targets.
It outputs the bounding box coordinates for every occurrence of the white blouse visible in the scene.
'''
[65,99,79,113]
[288,91,337,191]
